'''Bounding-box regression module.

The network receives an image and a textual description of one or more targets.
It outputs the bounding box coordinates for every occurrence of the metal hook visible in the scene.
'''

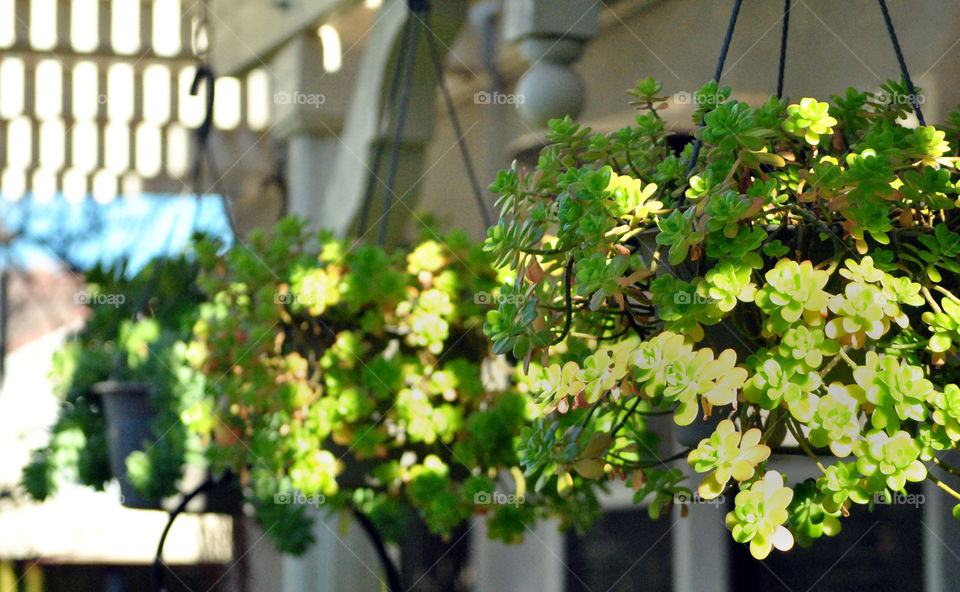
[189,65,216,146]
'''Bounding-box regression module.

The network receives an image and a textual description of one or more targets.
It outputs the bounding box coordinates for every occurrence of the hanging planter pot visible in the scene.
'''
[95,380,243,513]
[95,381,161,510]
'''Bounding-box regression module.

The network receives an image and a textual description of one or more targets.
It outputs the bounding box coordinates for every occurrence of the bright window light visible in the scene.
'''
[0,0,15,47]
[6,117,31,169]
[165,124,189,176]
[143,64,171,124]
[72,122,99,172]
[1,168,26,201]
[121,171,141,197]
[107,63,135,121]
[39,119,65,169]
[318,24,342,73]
[105,122,130,172]
[213,76,241,129]
[30,0,56,50]
[32,169,57,202]
[0,58,24,118]
[35,59,63,119]
[246,68,270,130]
[71,0,99,52]
[153,0,181,56]
[178,66,204,127]
[135,123,162,177]
[92,169,117,203]
[63,168,87,203]
[111,0,140,54]
[72,61,99,120]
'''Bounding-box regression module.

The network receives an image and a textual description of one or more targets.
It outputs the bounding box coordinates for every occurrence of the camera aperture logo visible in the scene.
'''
[474,491,524,506]
[274,491,326,507]
[673,90,725,107]
[873,90,925,106]
[75,291,125,308]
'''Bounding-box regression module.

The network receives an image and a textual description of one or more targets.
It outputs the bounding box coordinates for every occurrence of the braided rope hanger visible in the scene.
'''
[356,0,492,246]
[682,0,927,199]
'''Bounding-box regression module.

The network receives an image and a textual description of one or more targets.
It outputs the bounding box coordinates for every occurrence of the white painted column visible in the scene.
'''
[471,517,565,592]
[286,134,339,226]
[924,450,960,592]
[671,417,730,592]
[503,0,599,129]
[268,31,347,230]
[280,511,382,592]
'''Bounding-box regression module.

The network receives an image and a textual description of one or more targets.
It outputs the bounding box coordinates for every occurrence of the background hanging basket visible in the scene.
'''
[95,380,243,513]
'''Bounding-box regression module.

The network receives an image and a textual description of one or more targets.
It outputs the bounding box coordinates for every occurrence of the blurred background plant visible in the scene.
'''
[183,217,605,556]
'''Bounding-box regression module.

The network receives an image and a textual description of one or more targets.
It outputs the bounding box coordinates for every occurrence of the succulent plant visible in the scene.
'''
[688,419,771,499]
[484,77,960,560]
[726,471,795,559]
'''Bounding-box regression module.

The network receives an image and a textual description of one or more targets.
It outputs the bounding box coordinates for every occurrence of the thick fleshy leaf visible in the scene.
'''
[750,537,773,560]
[772,525,795,552]
[699,472,726,499]
[904,459,927,482]
[730,460,755,482]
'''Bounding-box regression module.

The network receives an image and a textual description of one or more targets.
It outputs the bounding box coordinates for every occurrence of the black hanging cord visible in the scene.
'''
[776,0,791,99]
[423,12,493,229]
[876,0,926,126]
[190,66,216,151]
[355,14,415,239]
[678,0,743,210]
[152,476,219,592]
[376,2,424,246]
[352,507,403,592]
[189,66,238,236]
[360,0,492,241]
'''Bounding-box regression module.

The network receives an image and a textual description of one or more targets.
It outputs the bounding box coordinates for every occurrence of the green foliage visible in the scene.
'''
[483,77,960,560]
[22,257,205,503]
[788,479,841,548]
[782,98,837,145]
[687,419,770,499]
[725,471,794,559]
[185,219,598,552]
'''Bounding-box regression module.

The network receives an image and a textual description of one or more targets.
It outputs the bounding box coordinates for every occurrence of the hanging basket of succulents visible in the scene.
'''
[181,218,601,558]
[483,74,960,559]
[22,257,241,514]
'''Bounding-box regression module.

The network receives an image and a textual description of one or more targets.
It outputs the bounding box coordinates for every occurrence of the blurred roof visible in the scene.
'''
[0,192,234,275]
[4,269,86,354]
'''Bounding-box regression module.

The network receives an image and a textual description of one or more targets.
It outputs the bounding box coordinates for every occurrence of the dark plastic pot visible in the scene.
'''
[94,381,161,510]
[95,380,243,513]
